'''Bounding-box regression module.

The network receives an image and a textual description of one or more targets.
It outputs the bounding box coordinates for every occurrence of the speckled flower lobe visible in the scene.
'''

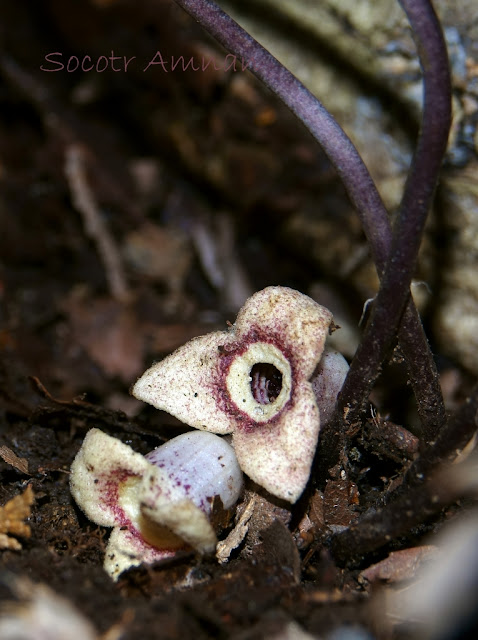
[132,287,333,502]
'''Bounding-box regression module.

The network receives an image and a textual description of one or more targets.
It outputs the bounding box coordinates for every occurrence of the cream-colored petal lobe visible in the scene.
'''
[232,383,320,503]
[141,491,217,555]
[131,332,234,434]
[70,428,150,527]
[234,286,333,376]
[104,526,175,582]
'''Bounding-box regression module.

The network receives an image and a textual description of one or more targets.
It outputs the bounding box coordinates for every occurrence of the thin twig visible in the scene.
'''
[64,144,131,303]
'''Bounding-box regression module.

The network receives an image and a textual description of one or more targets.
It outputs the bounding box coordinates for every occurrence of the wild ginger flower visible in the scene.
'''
[70,429,243,580]
[132,287,333,503]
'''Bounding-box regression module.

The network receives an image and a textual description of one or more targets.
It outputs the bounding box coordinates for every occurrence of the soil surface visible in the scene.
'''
[0,2,477,639]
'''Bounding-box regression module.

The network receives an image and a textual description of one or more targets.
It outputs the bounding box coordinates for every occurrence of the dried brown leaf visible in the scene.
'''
[65,293,144,383]
[359,545,438,584]
[0,533,22,550]
[0,445,29,474]
[123,222,191,288]
[0,485,34,550]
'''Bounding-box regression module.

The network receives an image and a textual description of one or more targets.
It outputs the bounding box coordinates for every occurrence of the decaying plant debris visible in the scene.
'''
[1,0,478,638]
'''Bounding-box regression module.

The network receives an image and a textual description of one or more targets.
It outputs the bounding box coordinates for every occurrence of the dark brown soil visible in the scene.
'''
[0,1,476,638]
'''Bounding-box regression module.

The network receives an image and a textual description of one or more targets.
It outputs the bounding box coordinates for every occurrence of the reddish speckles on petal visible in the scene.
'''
[71,429,243,580]
[131,286,334,502]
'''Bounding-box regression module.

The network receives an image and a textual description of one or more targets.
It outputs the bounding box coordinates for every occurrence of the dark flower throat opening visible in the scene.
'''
[250,363,283,405]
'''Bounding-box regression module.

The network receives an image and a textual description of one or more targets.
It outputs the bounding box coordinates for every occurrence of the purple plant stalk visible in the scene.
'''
[170,0,448,446]
[333,0,452,432]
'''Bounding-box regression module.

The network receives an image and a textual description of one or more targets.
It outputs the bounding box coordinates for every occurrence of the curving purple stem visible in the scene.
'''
[170,0,447,443]
[333,0,452,434]
[172,0,390,263]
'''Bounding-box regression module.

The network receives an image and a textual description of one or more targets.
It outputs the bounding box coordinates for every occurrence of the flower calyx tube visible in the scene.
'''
[70,428,243,581]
